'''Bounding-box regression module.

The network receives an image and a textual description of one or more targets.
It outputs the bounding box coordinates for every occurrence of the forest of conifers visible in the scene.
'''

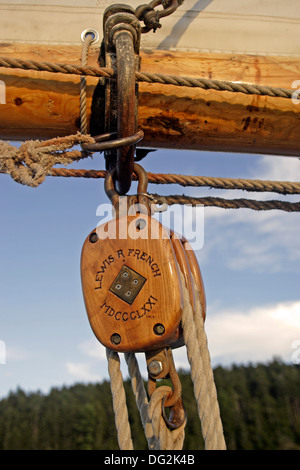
[0,359,299,450]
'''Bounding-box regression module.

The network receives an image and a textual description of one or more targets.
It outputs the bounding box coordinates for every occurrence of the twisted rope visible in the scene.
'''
[0,57,294,99]
[106,349,134,450]
[179,269,226,450]
[107,349,186,450]
[1,140,299,210]
[80,34,94,134]
[47,168,300,195]
[0,134,94,187]
[107,269,225,450]
[0,57,113,78]
[150,194,300,212]
[125,352,158,450]
[136,72,293,99]
[125,353,186,450]
[147,386,186,450]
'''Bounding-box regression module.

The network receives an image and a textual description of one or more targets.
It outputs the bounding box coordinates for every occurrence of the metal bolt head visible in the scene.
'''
[110,333,121,345]
[147,360,163,377]
[89,232,98,243]
[153,323,165,336]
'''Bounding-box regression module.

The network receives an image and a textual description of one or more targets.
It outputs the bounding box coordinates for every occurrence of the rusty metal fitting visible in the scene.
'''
[160,0,181,18]
[103,4,135,29]
[101,5,142,195]
[146,347,182,408]
[135,0,183,33]
[162,396,186,429]
[109,22,140,50]
[81,130,144,152]
[104,10,141,53]
[146,347,186,429]
[104,163,150,216]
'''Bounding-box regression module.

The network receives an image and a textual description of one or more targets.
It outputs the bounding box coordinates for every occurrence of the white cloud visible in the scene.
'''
[78,338,107,360]
[170,301,300,372]
[5,345,32,362]
[205,300,300,367]
[65,298,300,384]
[252,155,300,182]
[170,155,300,272]
[66,361,101,382]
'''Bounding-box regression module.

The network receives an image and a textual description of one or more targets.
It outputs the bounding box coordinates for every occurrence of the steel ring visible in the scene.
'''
[81,130,144,152]
[81,28,99,44]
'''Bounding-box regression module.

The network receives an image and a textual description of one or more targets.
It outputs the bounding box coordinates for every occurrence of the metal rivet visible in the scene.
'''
[153,323,165,336]
[115,283,122,290]
[111,333,121,345]
[89,232,98,243]
[132,279,139,286]
[125,290,132,297]
[122,271,129,278]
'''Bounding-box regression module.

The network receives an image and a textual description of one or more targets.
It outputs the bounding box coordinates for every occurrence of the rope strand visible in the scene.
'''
[106,349,134,450]
[46,167,300,195]
[150,194,300,212]
[0,57,294,100]
[80,34,94,134]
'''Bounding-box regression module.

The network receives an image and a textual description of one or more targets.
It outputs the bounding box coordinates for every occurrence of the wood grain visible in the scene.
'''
[80,214,184,353]
[0,44,299,155]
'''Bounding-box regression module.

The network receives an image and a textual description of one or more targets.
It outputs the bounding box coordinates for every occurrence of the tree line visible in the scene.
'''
[0,358,299,450]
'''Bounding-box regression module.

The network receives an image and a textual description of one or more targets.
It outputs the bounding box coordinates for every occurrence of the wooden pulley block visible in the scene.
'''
[170,231,206,321]
[181,237,206,321]
[80,165,184,353]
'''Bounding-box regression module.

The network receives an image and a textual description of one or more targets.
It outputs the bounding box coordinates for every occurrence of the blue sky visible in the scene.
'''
[1,145,300,399]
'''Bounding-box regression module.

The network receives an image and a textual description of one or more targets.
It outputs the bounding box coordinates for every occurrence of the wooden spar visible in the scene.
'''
[0,44,300,156]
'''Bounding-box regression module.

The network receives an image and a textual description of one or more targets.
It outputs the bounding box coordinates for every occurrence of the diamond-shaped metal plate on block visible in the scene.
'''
[109,265,147,305]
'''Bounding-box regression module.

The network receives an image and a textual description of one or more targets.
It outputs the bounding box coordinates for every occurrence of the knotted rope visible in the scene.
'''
[1,138,299,212]
[0,134,94,187]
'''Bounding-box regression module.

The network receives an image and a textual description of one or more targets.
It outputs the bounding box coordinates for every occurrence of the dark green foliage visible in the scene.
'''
[0,359,299,450]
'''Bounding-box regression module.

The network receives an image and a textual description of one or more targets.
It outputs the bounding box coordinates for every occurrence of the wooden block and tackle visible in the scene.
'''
[80,162,206,428]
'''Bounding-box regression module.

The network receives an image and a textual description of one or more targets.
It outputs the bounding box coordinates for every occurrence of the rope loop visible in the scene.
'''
[147,385,186,450]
